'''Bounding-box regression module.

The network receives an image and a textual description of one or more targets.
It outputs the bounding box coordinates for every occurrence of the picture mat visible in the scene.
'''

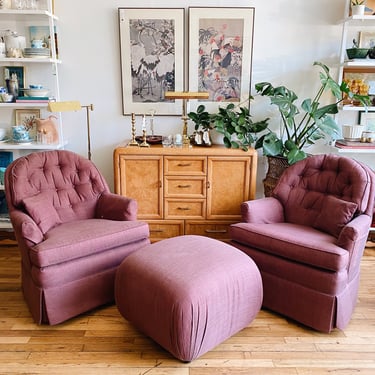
[188,7,254,113]
[119,8,184,115]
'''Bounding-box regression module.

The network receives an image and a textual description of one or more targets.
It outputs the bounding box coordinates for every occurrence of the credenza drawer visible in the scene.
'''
[185,220,236,240]
[164,176,206,198]
[165,199,206,219]
[164,156,206,175]
[148,220,184,241]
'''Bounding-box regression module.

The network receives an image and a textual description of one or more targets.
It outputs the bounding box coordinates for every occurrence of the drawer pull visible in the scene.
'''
[177,207,190,211]
[205,229,227,234]
[177,163,192,167]
[177,184,192,188]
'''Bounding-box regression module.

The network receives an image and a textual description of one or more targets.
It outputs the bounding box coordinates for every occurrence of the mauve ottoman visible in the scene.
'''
[115,235,263,362]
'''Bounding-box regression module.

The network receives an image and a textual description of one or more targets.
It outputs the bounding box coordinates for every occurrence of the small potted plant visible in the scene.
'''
[351,0,366,16]
[211,101,269,151]
[187,104,213,146]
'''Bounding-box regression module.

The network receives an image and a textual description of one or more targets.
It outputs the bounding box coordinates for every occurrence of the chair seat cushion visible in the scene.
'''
[230,222,349,272]
[30,219,150,268]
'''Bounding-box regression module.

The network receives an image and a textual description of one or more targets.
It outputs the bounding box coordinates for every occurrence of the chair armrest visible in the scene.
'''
[337,214,371,251]
[241,197,285,223]
[95,192,138,221]
[9,209,44,245]
[337,214,372,278]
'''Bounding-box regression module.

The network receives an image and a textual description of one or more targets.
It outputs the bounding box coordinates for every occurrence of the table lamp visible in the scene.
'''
[164,91,209,145]
[48,101,94,160]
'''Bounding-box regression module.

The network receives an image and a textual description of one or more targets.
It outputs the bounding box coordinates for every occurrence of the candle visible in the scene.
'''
[142,114,146,131]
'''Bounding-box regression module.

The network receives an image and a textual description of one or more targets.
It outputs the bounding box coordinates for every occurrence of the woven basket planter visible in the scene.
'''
[263,156,289,197]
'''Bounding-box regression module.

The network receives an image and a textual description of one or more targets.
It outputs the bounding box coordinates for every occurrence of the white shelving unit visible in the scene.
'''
[0,0,63,231]
[335,0,375,154]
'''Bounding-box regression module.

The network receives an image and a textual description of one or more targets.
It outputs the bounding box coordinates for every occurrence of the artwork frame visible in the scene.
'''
[342,68,375,97]
[118,7,185,115]
[3,66,25,98]
[15,109,40,139]
[188,7,255,113]
[359,111,375,131]
[359,31,375,48]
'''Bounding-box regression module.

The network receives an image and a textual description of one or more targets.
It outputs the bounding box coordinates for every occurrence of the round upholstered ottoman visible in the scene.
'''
[115,235,263,362]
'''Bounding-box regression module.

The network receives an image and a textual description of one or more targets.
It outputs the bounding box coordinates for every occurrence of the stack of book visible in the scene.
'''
[335,139,375,149]
[15,96,52,104]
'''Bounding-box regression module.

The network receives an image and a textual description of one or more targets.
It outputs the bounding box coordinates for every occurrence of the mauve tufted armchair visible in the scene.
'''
[5,150,150,325]
[230,154,375,332]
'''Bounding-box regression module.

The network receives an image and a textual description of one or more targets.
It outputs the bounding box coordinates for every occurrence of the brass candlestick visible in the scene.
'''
[140,129,150,147]
[128,113,139,147]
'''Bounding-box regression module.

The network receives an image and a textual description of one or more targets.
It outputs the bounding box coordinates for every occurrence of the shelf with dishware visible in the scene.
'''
[0,0,61,234]
[0,0,62,148]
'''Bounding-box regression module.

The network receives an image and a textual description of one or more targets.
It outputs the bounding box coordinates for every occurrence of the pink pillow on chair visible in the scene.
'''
[23,192,61,234]
[313,195,358,237]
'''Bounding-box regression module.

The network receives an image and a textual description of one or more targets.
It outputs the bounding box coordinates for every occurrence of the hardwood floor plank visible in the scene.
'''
[1,242,374,374]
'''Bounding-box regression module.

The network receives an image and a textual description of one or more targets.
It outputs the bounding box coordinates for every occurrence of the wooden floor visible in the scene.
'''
[0,240,374,375]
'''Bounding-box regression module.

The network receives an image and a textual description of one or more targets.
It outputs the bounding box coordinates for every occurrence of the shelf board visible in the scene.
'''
[0,9,57,21]
[341,105,375,111]
[0,142,66,150]
[341,14,375,25]
[0,102,50,108]
[0,57,61,64]
[0,222,13,229]
[335,146,375,153]
[343,60,375,68]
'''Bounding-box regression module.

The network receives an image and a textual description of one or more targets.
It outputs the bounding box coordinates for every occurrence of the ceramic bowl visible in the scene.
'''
[346,48,369,59]
[0,93,13,102]
[342,124,365,141]
[24,88,49,97]
[29,84,43,89]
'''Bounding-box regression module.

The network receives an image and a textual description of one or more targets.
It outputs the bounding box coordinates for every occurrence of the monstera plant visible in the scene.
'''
[254,61,370,165]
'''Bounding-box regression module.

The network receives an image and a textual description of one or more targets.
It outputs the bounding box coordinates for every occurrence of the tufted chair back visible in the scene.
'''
[272,154,375,235]
[6,149,109,226]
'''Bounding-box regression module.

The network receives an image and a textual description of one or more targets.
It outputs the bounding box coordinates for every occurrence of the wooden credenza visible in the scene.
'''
[114,144,257,242]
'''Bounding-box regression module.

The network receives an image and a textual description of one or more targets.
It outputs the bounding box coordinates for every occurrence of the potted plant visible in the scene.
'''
[188,101,269,149]
[254,61,370,166]
[210,100,269,151]
[351,0,366,16]
[255,61,370,196]
[187,104,213,146]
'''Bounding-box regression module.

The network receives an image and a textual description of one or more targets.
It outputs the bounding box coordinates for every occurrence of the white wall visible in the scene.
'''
[55,0,353,195]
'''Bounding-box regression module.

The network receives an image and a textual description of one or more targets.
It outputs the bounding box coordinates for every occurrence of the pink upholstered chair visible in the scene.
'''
[230,154,375,332]
[5,150,150,325]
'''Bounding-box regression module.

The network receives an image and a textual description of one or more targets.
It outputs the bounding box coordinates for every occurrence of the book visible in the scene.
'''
[16,96,50,101]
[16,99,50,103]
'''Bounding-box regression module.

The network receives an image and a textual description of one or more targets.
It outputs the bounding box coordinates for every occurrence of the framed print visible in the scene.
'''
[15,109,40,139]
[3,66,25,98]
[188,7,255,113]
[360,111,375,131]
[342,68,375,102]
[359,31,375,48]
[118,8,184,115]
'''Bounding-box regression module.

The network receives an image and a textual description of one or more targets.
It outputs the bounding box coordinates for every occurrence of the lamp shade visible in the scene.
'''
[47,101,82,112]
